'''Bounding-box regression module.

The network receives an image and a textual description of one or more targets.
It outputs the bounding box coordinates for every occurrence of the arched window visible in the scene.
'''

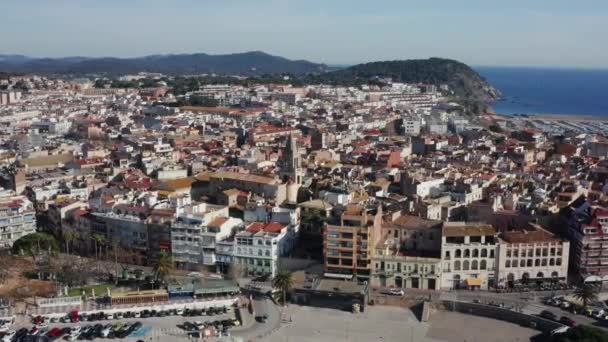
[464,249,470,258]
[505,260,511,268]
[463,260,470,271]
[472,249,479,258]
[480,260,487,270]
[537,272,544,278]
[472,260,478,270]
[481,249,487,258]
[455,249,462,258]
[520,259,525,267]
[551,271,559,278]
[549,258,555,266]
[527,259,533,267]
[454,260,461,271]
[265,250,270,256]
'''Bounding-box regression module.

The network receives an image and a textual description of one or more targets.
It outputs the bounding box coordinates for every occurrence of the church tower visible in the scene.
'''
[279,134,303,185]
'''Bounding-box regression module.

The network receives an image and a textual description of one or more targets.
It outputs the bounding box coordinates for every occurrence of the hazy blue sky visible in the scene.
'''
[2,0,607,67]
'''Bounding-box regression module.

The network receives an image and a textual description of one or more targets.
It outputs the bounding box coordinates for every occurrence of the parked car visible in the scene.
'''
[134,311,141,318]
[1,330,15,342]
[255,314,268,323]
[559,316,576,327]
[540,310,558,321]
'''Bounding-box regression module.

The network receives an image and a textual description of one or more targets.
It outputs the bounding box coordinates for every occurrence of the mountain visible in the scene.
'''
[308,58,501,102]
[0,51,327,76]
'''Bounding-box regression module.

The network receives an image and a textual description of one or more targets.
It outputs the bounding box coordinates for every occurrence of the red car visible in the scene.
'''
[46,327,62,337]
[69,310,80,323]
[559,316,576,327]
[33,316,43,325]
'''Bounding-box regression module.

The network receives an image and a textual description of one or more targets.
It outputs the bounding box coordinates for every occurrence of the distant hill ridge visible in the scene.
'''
[0,51,327,76]
[0,52,499,103]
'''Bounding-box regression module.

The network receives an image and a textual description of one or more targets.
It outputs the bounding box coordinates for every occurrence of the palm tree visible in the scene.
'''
[92,234,106,260]
[574,283,599,307]
[272,272,294,306]
[153,251,173,287]
[63,230,78,255]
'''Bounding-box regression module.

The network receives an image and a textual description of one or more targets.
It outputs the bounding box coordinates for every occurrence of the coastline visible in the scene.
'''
[496,112,608,122]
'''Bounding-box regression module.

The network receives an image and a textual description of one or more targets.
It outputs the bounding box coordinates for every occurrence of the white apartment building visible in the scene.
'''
[403,119,421,136]
[496,225,569,288]
[233,222,296,277]
[441,222,497,290]
[171,202,242,269]
[0,194,36,249]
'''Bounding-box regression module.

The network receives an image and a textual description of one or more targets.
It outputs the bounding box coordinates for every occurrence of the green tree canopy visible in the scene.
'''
[272,272,294,306]
[11,232,59,258]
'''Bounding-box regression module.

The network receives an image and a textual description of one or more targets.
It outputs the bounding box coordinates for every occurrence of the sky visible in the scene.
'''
[1,0,608,68]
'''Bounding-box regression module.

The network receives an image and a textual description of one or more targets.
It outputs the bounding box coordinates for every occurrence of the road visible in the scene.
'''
[232,296,281,341]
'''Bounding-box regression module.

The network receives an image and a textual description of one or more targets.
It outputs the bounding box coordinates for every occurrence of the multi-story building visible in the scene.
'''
[566,204,608,284]
[171,202,240,269]
[233,221,296,277]
[323,205,383,281]
[496,224,569,288]
[0,194,36,249]
[440,222,497,290]
[371,214,442,289]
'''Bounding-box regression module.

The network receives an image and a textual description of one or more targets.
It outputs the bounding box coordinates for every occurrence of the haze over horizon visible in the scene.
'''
[2,0,608,69]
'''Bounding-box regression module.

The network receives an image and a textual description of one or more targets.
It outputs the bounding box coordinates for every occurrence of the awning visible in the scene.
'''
[324,273,354,280]
[465,277,483,286]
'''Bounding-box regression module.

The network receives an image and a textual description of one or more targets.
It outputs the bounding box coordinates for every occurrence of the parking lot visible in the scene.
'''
[4,306,240,341]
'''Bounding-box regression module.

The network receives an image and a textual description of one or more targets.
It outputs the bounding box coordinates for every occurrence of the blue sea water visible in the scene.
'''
[475,66,608,117]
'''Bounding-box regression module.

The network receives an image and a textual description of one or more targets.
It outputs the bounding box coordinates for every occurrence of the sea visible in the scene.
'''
[475,66,608,117]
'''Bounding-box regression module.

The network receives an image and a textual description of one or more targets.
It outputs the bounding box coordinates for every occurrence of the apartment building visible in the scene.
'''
[441,222,497,290]
[496,224,569,288]
[323,205,382,280]
[0,194,36,249]
[566,203,608,284]
[233,221,296,277]
[171,202,241,269]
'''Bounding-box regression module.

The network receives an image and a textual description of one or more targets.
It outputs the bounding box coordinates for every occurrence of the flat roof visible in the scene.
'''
[443,222,495,237]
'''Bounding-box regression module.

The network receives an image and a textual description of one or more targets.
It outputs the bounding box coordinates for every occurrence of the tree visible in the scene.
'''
[11,233,59,260]
[573,283,599,308]
[62,230,78,256]
[153,251,173,287]
[91,234,106,260]
[272,272,294,306]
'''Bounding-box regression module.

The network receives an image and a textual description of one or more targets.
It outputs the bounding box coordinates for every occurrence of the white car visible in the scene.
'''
[35,322,49,329]
[101,325,112,337]
[71,326,82,335]
[388,288,405,296]
[105,313,114,320]
[134,311,141,318]
[2,330,15,342]
[176,309,184,315]
[560,301,571,309]
[115,312,123,319]
[67,333,79,341]
[194,321,205,329]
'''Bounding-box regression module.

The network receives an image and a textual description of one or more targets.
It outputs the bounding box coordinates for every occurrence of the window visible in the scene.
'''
[454,260,461,271]
[541,259,547,266]
[471,260,478,270]
[473,249,479,258]
[455,249,462,258]
[535,259,540,267]
[527,259,533,267]
[556,259,562,266]
[265,250,271,257]
[445,251,451,259]
[463,260,470,271]
[490,250,495,258]
[258,250,263,256]
[464,249,470,258]
[505,260,511,268]
[549,258,555,266]
[550,248,556,256]
[258,240,263,245]
[520,259,525,267]
[513,249,518,257]
[480,260,487,270]
[506,250,512,258]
